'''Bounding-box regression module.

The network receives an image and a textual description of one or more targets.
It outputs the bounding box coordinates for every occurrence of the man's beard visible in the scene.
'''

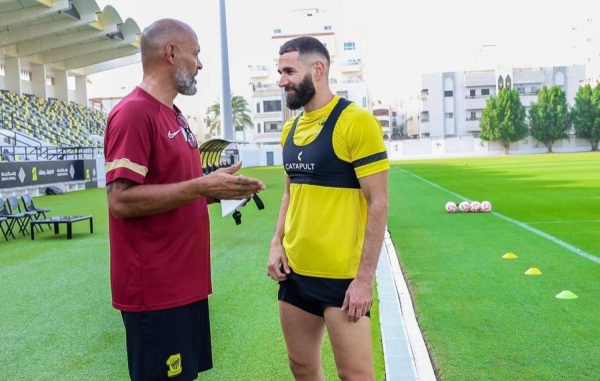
[285,73,316,110]
[174,67,197,96]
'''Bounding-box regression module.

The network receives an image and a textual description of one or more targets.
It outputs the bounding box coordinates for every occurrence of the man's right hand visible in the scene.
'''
[267,241,289,281]
[200,161,265,201]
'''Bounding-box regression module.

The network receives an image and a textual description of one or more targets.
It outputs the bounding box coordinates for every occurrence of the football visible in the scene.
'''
[470,201,481,213]
[445,201,457,213]
[458,201,471,213]
[480,200,492,212]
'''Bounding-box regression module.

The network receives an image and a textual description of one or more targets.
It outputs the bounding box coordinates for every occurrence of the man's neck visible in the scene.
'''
[139,76,177,109]
[303,89,335,113]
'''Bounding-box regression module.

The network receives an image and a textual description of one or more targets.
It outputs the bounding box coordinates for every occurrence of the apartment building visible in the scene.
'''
[247,7,371,146]
[410,65,585,139]
[571,17,600,86]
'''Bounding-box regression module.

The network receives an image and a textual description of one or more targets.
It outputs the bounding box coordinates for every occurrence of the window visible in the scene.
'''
[444,90,453,97]
[481,89,490,96]
[0,65,4,76]
[274,29,281,34]
[344,42,355,51]
[21,70,31,81]
[337,91,348,98]
[263,100,282,112]
[444,113,454,119]
[256,103,261,113]
[470,112,476,120]
[46,77,55,86]
[257,123,261,133]
[362,97,367,108]
[267,123,279,132]
[324,25,332,30]
[470,89,476,97]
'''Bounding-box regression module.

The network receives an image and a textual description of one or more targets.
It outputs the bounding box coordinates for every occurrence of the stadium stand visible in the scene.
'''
[0,90,106,148]
[0,0,142,197]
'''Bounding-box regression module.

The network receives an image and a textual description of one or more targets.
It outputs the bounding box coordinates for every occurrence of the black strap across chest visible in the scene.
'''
[282,97,360,189]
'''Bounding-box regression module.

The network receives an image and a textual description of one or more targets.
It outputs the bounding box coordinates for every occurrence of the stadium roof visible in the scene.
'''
[0,0,142,77]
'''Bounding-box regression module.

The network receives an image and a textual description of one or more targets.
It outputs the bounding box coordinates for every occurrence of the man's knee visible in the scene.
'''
[288,355,321,378]
[337,368,375,381]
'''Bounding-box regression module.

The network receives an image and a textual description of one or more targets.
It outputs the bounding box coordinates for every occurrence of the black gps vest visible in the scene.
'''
[282,98,360,189]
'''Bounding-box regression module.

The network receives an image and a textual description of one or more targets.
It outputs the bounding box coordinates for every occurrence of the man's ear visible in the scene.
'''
[313,60,326,81]
[165,43,176,63]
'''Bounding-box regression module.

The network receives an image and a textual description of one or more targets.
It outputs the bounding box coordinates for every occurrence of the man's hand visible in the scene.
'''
[267,241,290,281]
[341,278,373,323]
[201,161,265,201]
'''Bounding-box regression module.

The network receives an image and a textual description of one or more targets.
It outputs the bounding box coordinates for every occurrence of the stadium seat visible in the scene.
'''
[0,91,107,149]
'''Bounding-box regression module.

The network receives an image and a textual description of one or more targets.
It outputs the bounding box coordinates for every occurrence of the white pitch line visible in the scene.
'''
[399,168,600,264]
[527,220,600,224]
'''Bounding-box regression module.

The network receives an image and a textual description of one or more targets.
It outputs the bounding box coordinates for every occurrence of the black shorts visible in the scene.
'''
[121,299,213,381]
[278,268,370,318]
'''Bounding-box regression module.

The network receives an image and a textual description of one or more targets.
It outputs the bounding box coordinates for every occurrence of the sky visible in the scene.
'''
[89,0,597,112]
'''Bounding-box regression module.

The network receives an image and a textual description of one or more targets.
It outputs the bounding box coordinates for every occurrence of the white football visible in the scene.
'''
[480,200,492,212]
[470,201,481,213]
[445,201,457,213]
[459,201,471,213]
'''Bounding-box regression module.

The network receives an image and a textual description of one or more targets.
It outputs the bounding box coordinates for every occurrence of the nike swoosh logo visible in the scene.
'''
[168,129,181,139]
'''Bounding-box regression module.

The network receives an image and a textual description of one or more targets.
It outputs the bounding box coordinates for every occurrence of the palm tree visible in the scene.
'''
[205,94,253,137]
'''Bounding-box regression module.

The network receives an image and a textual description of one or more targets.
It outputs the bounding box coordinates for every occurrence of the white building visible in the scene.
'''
[246,7,371,146]
[372,102,394,140]
[413,65,586,139]
[571,17,600,86]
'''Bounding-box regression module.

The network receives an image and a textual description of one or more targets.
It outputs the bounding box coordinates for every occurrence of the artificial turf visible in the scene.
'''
[0,166,385,380]
[390,152,600,380]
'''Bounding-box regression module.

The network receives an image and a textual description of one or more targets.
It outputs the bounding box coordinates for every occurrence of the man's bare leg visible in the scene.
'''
[325,307,374,381]
[279,301,327,381]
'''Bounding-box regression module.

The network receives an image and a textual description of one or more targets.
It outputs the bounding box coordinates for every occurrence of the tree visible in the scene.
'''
[571,84,600,151]
[528,85,571,153]
[479,88,528,154]
[205,94,253,137]
[391,126,403,140]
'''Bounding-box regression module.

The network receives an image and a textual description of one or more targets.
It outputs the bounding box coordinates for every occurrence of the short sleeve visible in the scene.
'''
[104,102,154,185]
[334,107,389,179]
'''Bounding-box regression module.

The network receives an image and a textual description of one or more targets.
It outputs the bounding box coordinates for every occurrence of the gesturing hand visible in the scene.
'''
[202,161,265,200]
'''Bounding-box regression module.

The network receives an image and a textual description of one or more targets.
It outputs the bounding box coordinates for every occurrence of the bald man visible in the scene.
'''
[103,19,264,381]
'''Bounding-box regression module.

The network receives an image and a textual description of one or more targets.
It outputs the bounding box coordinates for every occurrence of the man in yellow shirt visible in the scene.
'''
[267,36,389,380]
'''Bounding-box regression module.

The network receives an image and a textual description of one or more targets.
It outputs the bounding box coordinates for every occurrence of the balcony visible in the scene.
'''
[252,83,281,97]
[422,98,430,112]
[464,97,487,110]
[253,111,283,120]
[254,132,282,144]
[517,91,540,107]
[465,119,481,132]
[340,59,361,73]
[249,65,269,78]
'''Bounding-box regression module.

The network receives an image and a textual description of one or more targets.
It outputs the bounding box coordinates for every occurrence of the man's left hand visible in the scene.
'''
[341,278,373,323]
